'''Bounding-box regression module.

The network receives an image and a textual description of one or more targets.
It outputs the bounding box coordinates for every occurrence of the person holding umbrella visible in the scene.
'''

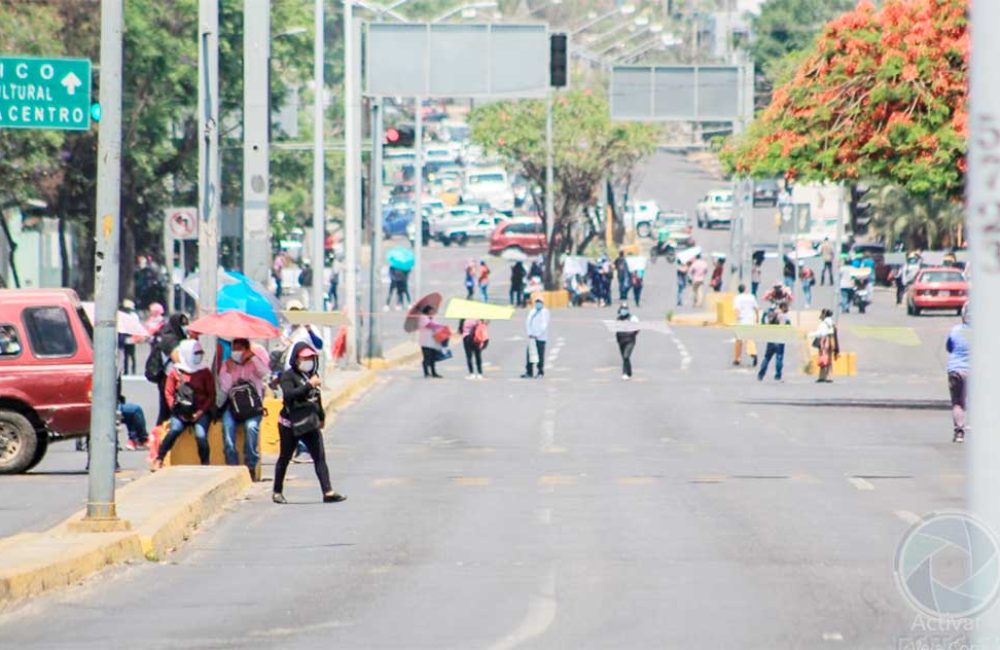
[406,293,447,379]
[386,247,415,311]
[272,342,346,504]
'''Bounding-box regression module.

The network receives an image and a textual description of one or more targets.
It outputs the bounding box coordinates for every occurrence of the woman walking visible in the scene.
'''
[460,318,488,380]
[419,304,445,378]
[478,260,491,302]
[464,262,476,300]
[615,302,640,380]
[272,342,346,504]
[811,308,839,383]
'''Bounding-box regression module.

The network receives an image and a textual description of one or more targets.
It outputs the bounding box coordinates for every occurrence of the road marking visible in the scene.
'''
[619,476,657,486]
[790,473,822,484]
[668,330,692,371]
[538,475,576,486]
[540,420,556,450]
[488,567,557,650]
[452,477,491,486]
[847,477,875,491]
[542,445,567,454]
[821,632,844,642]
[894,510,922,525]
[371,478,407,488]
[464,447,496,455]
[535,508,552,525]
[690,474,726,484]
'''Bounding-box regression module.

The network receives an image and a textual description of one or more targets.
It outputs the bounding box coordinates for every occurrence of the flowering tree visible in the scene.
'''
[722,0,968,200]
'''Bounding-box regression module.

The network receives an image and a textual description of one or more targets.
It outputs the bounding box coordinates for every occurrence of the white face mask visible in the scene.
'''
[192,353,204,365]
[230,351,245,363]
[534,303,543,311]
[299,360,315,374]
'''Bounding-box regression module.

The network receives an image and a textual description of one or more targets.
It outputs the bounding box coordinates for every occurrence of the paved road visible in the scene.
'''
[0,153,965,648]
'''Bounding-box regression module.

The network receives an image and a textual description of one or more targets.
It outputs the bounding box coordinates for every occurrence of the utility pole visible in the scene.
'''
[343,0,361,363]
[969,3,1000,642]
[84,0,124,525]
[545,91,555,283]
[312,0,326,312]
[197,0,220,322]
[413,100,424,298]
[367,99,384,359]
[243,0,271,289]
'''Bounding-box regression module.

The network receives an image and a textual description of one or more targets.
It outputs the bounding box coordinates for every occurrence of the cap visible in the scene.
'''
[296,346,318,359]
[286,299,305,311]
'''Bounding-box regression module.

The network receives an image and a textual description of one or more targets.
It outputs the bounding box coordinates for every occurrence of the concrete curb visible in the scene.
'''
[0,466,250,608]
[323,370,379,413]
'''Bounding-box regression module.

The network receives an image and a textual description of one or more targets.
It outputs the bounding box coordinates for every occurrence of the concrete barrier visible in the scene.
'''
[804,351,857,376]
[530,289,570,309]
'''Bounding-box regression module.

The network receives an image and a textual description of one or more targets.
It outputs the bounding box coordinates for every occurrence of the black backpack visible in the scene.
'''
[229,380,264,421]
[299,267,313,288]
[144,347,165,383]
[172,380,198,419]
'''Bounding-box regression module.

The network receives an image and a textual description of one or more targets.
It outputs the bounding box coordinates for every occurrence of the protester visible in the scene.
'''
[419,304,445,378]
[386,266,410,311]
[464,262,476,300]
[631,269,645,307]
[811,308,839,383]
[946,306,970,443]
[676,259,689,307]
[839,262,856,314]
[750,259,762,297]
[478,260,491,302]
[689,254,709,308]
[298,260,314,306]
[614,251,631,301]
[732,283,759,367]
[615,302,639,380]
[147,312,189,424]
[460,318,488,380]
[510,261,526,307]
[283,300,324,353]
[328,257,342,310]
[820,237,835,285]
[783,255,796,289]
[272,342,346,504]
[218,338,269,477]
[119,391,149,451]
[522,297,550,379]
[762,282,792,308]
[800,264,816,308]
[529,257,544,283]
[757,302,790,382]
[151,340,215,470]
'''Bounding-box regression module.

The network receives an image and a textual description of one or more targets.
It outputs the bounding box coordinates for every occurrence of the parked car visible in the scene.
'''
[382,204,414,238]
[630,200,661,238]
[753,178,781,207]
[429,204,481,238]
[696,190,734,229]
[488,218,547,256]
[906,267,969,316]
[439,215,504,246]
[0,289,94,474]
[655,211,695,247]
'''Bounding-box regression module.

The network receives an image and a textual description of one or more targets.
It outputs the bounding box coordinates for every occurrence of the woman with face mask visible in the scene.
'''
[151,339,215,470]
[272,342,346,504]
[150,312,190,423]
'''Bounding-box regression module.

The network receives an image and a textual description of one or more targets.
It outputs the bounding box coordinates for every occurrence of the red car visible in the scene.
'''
[488,218,547,257]
[906,267,968,316]
[0,289,94,473]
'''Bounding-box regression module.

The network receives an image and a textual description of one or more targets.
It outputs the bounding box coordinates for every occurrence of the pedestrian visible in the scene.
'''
[418,304,445,379]
[120,299,138,375]
[464,262,476,300]
[710,257,725,293]
[732,283,759,367]
[615,302,639,380]
[838,262,855,314]
[946,306,970,443]
[272,252,286,298]
[614,251,630,301]
[688,254,710,308]
[783,255,796,290]
[899,253,921,305]
[151,340,215,470]
[810,308,839,383]
[820,237,835,285]
[510,261,526,307]
[146,312,189,424]
[272,342,346,504]
[762,281,793,308]
[387,266,406,310]
[144,302,166,338]
[478,260,491,302]
[757,302,790,382]
[631,269,645,307]
[522,297,550,379]
[397,267,412,307]
[218,338,269,478]
[676,260,689,307]
[460,318,488,380]
[328,257,342,310]
[529,257,543,283]
[600,257,614,306]
[800,264,816,308]
[119,381,149,451]
[750,259,762,297]
[283,300,324,353]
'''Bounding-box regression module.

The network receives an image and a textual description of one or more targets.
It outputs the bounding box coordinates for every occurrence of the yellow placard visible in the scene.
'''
[443,298,516,321]
[282,310,348,327]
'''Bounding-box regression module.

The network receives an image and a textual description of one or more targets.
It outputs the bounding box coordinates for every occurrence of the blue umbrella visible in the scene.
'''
[217,271,281,325]
[387,246,415,271]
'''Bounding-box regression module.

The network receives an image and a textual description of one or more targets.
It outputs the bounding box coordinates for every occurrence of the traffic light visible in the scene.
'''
[384,124,414,147]
[550,33,568,88]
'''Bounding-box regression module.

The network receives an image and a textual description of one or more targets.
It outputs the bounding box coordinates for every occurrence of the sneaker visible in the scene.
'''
[732,361,741,367]
[466,374,476,380]
[272,493,288,504]
[756,374,764,382]
[622,374,631,381]
[125,440,138,451]
[382,305,390,312]
[954,432,965,443]
[520,373,533,379]
[323,492,347,503]
[292,454,312,464]
[475,374,484,380]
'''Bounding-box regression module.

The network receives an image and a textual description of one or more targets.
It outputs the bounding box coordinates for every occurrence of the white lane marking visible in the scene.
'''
[540,420,556,450]
[668,330,692,371]
[488,567,557,650]
[821,632,844,642]
[894,510,921,525]
[848,477,875,491]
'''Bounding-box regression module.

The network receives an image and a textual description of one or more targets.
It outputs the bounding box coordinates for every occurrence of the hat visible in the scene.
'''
[286,299,305,311]
[296,346,318,359]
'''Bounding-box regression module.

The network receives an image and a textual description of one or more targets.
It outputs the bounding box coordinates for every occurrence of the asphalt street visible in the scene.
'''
[0,153,965,648]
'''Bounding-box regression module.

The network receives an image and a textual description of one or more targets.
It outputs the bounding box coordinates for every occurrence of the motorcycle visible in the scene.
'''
[852,275,872,314]
[650,240,677,264]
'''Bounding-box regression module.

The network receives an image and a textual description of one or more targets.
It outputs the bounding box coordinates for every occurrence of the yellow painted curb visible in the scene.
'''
[804,351,857,376]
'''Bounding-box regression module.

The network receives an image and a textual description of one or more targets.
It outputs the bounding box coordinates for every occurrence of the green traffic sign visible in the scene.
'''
[0,56,92,131]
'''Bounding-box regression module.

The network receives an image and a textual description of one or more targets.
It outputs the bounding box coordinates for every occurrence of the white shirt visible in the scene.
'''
[839,265,855,289]
[418,314,439,349]
[732,293,759,326]
[526,307,550,341]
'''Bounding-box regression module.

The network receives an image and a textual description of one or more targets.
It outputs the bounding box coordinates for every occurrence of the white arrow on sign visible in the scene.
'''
[61,72,82,96]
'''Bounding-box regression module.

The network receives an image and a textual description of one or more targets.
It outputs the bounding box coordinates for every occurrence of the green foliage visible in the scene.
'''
[870,184,963,250]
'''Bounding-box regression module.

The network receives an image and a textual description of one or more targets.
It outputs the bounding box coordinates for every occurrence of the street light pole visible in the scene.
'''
[545,91,555,283]
[367,99,384,360]
[84,0,124,524]
[312,0,326,312]
[197,0,220,323]
[414,100,424,299]
[243,0,271,289]
[343,0,361,363]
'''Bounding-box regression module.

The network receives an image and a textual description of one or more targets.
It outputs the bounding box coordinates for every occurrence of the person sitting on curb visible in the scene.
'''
[151,340,215,471]
[218,338,270,478]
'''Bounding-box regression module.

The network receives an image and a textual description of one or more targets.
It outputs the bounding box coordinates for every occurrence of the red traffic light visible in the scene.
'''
[385,127,400,144]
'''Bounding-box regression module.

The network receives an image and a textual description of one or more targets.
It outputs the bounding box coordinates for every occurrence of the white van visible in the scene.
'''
[463,167,514,212]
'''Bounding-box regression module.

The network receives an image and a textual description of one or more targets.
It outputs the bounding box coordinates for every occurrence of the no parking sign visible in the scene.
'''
[165,207,198,240]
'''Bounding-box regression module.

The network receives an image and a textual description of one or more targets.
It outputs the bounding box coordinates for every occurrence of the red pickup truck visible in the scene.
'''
[0,289,94,473]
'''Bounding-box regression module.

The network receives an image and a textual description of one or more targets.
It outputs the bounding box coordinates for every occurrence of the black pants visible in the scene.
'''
[618,338,636,377]
[632,285,643,307]
[156,379,170,424]
[510,285,524,307]
[525,339,546,377]
[421,346,439,377]
[463,336,482,375]
[123,344,136,375]
[274,425,332,495]
[821,262,834,285]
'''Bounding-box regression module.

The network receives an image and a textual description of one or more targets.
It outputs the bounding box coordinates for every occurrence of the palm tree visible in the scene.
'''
[870,185,963,250]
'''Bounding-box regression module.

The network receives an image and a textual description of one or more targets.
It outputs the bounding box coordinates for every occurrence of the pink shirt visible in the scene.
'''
[461,319,481,337]
[218,345,270,398]
[689,259,709,282]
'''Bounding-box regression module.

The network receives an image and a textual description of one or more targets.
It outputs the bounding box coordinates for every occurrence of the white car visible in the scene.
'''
[696,190,734,229]
[628,200,661,238]
[463,167,514,212]
[429,204,481,237]
[438,215,504,246]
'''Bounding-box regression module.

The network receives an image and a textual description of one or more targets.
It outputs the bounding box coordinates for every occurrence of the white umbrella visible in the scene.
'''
[676,246,702,264]
[625,256,648,273]
[80,303,150,338]
[500,248,529,262]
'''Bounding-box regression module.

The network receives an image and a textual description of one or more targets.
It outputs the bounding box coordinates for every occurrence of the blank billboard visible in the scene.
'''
[610,65,746,122]
[366,23,550,98]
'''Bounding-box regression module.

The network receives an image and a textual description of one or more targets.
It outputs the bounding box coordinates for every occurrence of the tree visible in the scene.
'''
[469,89,658,288]
[722,0,968,200]
[870,184,963,250]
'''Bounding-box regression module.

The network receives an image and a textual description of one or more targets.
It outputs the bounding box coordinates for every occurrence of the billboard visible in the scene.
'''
[609,64,751,122]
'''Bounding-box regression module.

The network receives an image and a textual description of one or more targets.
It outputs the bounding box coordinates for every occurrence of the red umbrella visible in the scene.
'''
[404,292,443,333]
[188,310,281,340]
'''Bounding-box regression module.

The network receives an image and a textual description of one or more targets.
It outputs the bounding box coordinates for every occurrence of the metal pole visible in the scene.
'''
[793,198,800,327]
[343,2,360,363]
[85,0,124,522]
[969,5,1000,641]
[165,232,175,313]
[545,91,555,283]
[243,0,271,288]
[197,0,220,324]
[832,187,846,324]
[312,0,326,312]
[367,99,384,359]
[413,99,424,300]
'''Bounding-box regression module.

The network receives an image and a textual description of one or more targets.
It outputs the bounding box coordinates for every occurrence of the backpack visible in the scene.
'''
[144,347,165,383]
[473,321,489,350]
[229,380,264,421]
[299,267,313,288]
[172,377,198,419]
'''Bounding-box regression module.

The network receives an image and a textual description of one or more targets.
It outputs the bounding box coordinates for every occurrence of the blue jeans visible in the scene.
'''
[158,414,210,464]
[751,281,760,297]
[676,275,687,306]
[480,284,489,302]
[222,409,261,471]
[757,343,785,380]
[119,402,148,443]
[840,288,853,313]
[803,283,813,307]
